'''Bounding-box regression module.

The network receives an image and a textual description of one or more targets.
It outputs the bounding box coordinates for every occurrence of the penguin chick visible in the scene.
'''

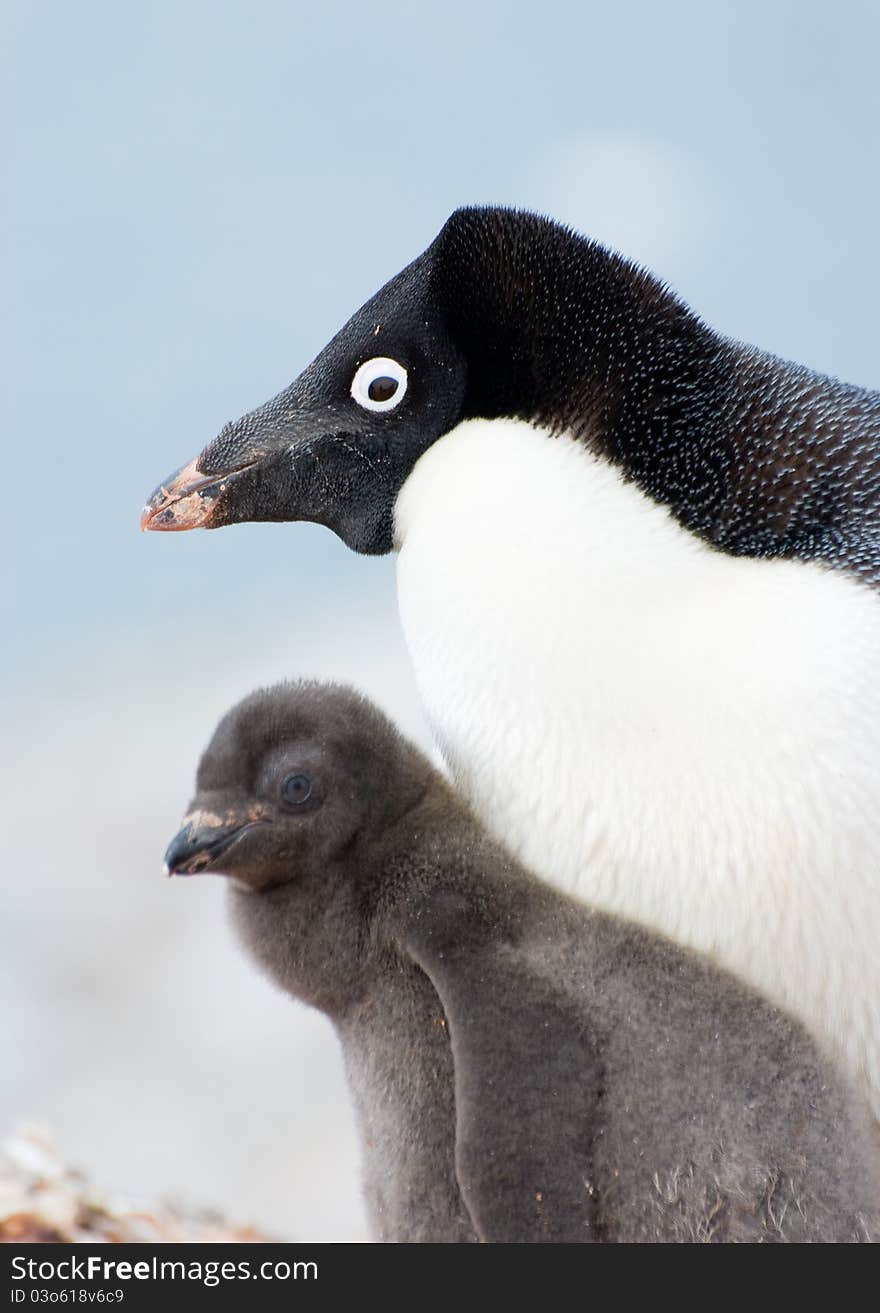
[165,681,880,1244]
[142,208,880,1120]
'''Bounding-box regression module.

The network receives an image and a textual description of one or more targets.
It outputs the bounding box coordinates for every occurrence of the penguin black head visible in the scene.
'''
[141,223,466,554]
[164,682,430,892]
[142,206,713,554]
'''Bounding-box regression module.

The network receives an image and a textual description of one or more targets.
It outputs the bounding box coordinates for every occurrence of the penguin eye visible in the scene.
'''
[281,772,314,807]
[350,357,408,413]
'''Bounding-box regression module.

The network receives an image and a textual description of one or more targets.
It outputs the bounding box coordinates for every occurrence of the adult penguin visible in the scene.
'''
[142,207,880,1117]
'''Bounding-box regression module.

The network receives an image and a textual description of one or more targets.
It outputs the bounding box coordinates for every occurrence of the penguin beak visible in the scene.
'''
[163,809,268,876]
[141,456,259,532]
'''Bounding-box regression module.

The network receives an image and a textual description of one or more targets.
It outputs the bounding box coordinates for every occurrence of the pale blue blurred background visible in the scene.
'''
[3,0,879,1240]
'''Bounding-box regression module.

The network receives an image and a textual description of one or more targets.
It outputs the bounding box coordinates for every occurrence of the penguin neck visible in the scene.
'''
[228,870,375,1018]
[433,212,880,575]
[434,212,729,476]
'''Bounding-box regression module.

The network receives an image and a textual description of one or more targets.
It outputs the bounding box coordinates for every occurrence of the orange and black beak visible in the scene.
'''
[140,456,260,532]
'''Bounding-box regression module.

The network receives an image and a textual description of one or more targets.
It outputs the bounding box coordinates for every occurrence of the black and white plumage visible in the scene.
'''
[144,208,880,1117]
[164,682,880,1244]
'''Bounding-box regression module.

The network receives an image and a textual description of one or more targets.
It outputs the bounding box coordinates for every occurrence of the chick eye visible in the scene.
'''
[281,773,313,806]
[350,357,408,412]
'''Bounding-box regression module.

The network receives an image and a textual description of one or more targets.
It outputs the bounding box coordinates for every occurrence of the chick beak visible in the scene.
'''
[163,811,264,877]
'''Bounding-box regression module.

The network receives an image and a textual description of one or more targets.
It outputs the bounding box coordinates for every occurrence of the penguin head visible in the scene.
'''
[164,681,431,892]
[142,207,667,553]
[141,229,468,554]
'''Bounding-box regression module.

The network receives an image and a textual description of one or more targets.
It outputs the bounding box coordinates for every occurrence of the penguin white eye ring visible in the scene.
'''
[350,357,408,412]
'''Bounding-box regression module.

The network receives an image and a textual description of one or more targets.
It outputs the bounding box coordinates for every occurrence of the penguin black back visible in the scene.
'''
[165,681,880,1244]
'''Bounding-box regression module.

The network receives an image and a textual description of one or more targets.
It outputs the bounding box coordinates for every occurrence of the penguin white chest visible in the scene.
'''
[394,417,880,1114]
